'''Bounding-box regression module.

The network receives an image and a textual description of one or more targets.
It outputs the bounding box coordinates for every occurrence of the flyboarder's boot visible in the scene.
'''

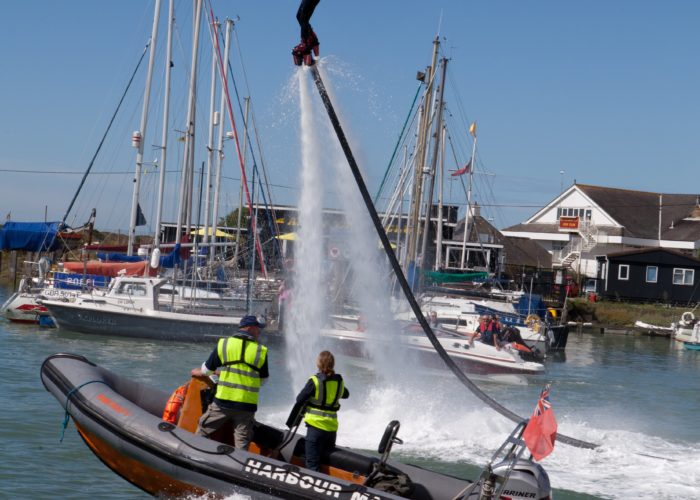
[292,41,306,66]
[306,31,319,57]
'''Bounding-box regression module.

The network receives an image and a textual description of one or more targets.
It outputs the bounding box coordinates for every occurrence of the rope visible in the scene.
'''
[59,380,109,442]
[309,64,597,450]
[373,83,422,203]
[60,41,150,227]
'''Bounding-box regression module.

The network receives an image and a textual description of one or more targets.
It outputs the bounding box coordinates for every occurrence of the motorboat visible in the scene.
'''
[672,311,700,345]
[408,295,569,353]
[39,275,244,342]
[322,319,545,384]
[41,353,553,499]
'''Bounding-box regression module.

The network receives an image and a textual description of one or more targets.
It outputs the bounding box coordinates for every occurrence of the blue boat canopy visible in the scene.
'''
[0,221,65,252]
[96,244,182,268]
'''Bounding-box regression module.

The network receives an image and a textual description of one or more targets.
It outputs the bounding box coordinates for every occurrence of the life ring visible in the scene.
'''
[681,312,695,324]
[162,382,189,424]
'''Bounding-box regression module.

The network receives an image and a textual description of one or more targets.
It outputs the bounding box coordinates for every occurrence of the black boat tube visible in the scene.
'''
[309,64,597,451]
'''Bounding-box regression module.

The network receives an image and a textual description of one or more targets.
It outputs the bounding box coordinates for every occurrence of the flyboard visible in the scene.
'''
[307,63,597,451]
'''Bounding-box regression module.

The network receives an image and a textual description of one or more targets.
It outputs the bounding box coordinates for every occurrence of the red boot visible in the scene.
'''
[306,31,319,57]
[292,41,307,66]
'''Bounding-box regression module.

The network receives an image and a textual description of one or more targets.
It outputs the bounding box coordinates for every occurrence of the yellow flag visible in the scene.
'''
[469,121,477,138]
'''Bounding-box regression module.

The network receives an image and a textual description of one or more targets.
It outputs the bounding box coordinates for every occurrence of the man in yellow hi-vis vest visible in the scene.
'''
[191,315,269,450]
[295,351,349,471]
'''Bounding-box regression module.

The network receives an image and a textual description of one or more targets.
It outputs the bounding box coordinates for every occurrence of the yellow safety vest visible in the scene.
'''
[304,373,344,432]
[215,335,267,406]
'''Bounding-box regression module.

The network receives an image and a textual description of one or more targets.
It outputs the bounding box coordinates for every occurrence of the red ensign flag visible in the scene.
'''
[451,158,472,177]
[522,384,558,461]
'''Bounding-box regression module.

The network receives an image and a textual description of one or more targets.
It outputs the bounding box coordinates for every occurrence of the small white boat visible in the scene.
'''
[672,311,700,345]
[321,320,545,384]
[394,306,551,354]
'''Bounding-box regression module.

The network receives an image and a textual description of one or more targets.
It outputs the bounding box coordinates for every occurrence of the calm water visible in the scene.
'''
[1,285,698,499]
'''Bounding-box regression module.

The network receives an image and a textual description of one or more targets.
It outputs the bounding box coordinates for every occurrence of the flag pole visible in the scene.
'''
[460,122,477,270]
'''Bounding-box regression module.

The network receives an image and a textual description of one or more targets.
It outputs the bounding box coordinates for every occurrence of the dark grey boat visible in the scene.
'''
[41,353,552,499]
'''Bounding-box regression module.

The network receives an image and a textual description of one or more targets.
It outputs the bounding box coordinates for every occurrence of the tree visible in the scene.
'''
[219,208,250,229]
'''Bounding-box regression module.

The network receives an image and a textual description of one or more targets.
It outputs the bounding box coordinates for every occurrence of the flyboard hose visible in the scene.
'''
[309,65,597,450]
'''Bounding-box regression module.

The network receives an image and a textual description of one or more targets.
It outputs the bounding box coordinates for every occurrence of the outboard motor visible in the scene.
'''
[454,421,552,500]
[491,458,551,500]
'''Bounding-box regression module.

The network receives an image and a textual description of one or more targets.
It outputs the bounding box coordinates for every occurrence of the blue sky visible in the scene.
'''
[1,1,698,233]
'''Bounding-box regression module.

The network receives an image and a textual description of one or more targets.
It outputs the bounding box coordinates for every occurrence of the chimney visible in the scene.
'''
[471,202,481,218]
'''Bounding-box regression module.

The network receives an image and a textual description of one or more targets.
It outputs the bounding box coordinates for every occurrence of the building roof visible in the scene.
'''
[504,183,700,243]
[576,184,700,240]
[454,215,551,268]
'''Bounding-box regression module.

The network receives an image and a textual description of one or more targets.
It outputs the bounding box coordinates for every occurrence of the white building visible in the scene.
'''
[502,183,700,277]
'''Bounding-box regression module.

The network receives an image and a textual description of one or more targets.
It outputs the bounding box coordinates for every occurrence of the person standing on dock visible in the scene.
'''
[295,350,349,471]
[191,315,269,450]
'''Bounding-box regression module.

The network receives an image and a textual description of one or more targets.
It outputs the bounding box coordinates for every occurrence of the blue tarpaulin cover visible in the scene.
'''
[0,221,64,252]
[96,244,182,268]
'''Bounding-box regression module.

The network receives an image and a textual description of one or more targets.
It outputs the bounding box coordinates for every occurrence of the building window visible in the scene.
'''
[618,264,629,280]
[646,266,658,283]
[673,268,695,286]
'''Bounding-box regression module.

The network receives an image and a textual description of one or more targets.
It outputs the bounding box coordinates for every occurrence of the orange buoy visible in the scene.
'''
[162,382,189,424]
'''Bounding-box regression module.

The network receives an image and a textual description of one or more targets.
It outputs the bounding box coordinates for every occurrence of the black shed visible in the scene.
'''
[601,248,700,304]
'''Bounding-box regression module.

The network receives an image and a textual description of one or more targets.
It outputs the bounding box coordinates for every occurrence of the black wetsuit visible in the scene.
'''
[297,0,320,40]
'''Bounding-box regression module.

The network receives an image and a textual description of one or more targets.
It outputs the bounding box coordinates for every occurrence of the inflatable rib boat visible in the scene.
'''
[41,353,552,499]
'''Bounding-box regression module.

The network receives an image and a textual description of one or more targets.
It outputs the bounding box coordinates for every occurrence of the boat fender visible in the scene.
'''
[525,314,541,332]
[162,382,189,424]
[681,312,695,325]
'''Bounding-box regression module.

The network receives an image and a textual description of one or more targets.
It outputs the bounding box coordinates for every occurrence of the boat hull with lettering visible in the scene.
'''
[41,353,552,500]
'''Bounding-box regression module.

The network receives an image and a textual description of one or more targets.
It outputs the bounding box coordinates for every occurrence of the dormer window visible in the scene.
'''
[556,207,592,220]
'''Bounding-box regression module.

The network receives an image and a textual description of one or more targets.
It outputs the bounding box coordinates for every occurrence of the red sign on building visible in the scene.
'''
[559,216,580,230]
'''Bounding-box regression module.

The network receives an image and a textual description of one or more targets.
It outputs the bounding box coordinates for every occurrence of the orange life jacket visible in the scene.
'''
[162,382,189,424]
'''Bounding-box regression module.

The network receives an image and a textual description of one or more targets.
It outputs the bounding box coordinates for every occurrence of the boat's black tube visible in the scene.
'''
[309,64,597,450]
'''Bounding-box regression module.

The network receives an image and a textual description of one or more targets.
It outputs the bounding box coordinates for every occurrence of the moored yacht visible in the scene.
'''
[39,275,244,341]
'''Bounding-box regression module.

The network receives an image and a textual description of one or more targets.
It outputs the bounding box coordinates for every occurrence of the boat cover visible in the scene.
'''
[62,260,156,277]
[0,221,65,252]
[96,243,182,268]
[514,294,546,319]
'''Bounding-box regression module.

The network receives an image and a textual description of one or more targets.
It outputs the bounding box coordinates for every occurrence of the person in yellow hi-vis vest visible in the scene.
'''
[191,315,269,450]
[295,351,349,471]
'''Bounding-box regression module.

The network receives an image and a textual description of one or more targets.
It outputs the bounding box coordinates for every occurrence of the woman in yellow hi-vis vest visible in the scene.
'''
[295,351,349,471]
[191,315,268,450]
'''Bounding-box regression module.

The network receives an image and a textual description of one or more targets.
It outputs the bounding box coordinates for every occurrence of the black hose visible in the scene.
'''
[309,64,596,450]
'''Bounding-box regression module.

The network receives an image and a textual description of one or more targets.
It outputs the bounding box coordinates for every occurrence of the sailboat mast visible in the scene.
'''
[419,57,448,276]
[406,36,440,282]
[175,0,203,245]
[210,18,234,265]
[435,123,446,271]
[233,99,250,268]
[202,19,221,249]
[127,0,161,256]
[153,0,175,250]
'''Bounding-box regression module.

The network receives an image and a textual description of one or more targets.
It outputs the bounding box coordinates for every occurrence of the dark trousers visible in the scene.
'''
[297,0,320,40]
[305,424,336,471]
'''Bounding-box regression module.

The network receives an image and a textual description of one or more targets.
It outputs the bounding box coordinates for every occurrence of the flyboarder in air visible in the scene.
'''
[292,0,320,66]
